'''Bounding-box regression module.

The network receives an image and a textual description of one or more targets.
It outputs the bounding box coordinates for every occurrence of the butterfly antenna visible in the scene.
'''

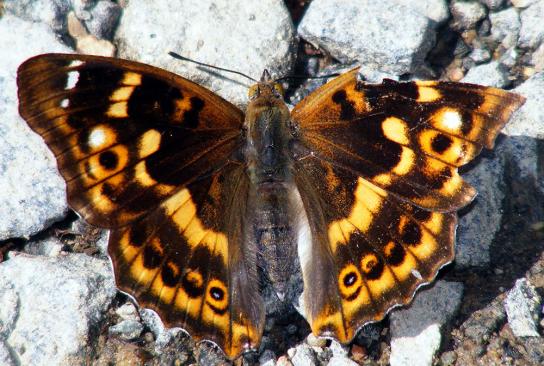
[274,73,340,83]
[168,51,257,82]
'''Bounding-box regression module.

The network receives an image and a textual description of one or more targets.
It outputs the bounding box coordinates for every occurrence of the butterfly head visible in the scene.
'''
[248,70,284,101]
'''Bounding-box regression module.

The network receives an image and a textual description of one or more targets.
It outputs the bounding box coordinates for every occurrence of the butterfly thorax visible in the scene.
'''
[244,81,300,299]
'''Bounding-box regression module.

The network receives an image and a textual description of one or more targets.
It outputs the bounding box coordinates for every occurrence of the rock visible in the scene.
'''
[4,0,71,33]
[456,144,505,267]
[0,340,15,366]
[0,253,116,365]
[290,343,317,366]
[480,0,505,10]
[504,279,542,337]
[139,308,184,353]
[328,355,359,366]
[67,10,116,56]
[109,319,144,341]
[450,1,487,30]
[83,0,122,40]
[258,349,276,366]
[115,0,296,107]
[469,47,492,64]
[329,339,349,358]
[462,61,509,87]
[24,236,64,257]
[0,14,72,240]
[390,281,464,366]
[116,302,140,321]
[298,0,436,75]
[518,1,544,49]
[511,0,540,8]
[503,72,544,140]
[489,7,521,50]
[306,333,327,347]
[392,0,450,24]
[277,355,294,366]
[532,42,544,72]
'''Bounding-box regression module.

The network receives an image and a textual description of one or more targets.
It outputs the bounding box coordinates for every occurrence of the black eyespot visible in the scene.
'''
[210,286,224,301]
[99,150,118,170]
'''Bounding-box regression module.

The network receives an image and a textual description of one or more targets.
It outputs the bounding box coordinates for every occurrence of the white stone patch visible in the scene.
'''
[442,110,462,131]
[88,128,106,148]
[65,71,79,90]
[60,98,69,108]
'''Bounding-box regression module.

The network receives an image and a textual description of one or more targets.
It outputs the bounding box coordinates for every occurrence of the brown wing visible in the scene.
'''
[291,69,525,342]
[17,53,264,358]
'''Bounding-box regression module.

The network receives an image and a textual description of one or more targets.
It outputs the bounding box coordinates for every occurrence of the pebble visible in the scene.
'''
[450,1,487,30]
[504,278,542,337]
[518,0,544,49]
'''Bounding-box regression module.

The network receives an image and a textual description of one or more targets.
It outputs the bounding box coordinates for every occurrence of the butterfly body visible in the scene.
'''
[17,53,525,359]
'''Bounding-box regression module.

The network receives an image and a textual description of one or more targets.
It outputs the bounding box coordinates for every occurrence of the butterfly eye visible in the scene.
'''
[248,84,260,99]
[273,83,284,97]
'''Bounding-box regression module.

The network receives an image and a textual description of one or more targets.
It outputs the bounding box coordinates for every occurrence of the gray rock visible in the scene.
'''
[462,61,509,88]
[259,349,276,366]
[115,302,140,322]
[392,0,450,24]
[505,279,542,337]
[84,0,122,40]
[328,356,359,366]
[451,1,487,30]
[469,47,492,64]
[24,236,64,257]
[329,339,348,358]
[109,319,144,341]
[390,281,464,366]
[0,285,18,338]
[298,0,436,75]
[456,141,505,267]
[480,0,505,10]
[489,7,521,50]
[518,1,544,49]
[306,333,327,348]
[0,253,116,366]
[0,340,15,366]
[115,0,296,107]
[511,0,540,8]
[290,343,317,366]
[532,42,544,72]
[0,15,72,240]
[139,308,183,353]
[4,0,71,32]
[503,72,544,140]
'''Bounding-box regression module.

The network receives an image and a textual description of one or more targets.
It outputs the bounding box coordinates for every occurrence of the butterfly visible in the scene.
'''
[17,53,525,359]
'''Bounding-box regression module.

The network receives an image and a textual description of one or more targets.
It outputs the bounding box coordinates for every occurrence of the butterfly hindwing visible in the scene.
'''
[292,69,524,342]
[17,53,264,358]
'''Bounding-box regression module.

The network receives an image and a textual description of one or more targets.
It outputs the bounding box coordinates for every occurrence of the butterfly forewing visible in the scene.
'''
[17,53,263,359]
[291,69,525,342]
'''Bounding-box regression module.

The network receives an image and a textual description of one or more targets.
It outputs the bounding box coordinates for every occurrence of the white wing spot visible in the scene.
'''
[89,128,106,148]
[411,269,423,280]
[68,60,84,68]
[65,71,79,90]
[60,98,69,108]
[442,110,462,130]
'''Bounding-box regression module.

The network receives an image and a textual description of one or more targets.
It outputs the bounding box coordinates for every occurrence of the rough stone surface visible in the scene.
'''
[481,0,506,10]
[4,0,71,33]
[0,14,71,240]
[290,343,317,366]
[505,279,542,337]
[83,0,122,40]
[328,355,359,366]
[115,0,296,107]
[298,0,436,75]
[0,340,15,366]
[0,253,116,366]
[456,148,505,268]
[518,1,544,49]
[462,61,508,87]
[489,7,521,50]
[503,72,544,140]
[511,0,540,7]
[392,0,450,24]
[451,1,487,30]
[109,319,144,341]
[390,281,464,366]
